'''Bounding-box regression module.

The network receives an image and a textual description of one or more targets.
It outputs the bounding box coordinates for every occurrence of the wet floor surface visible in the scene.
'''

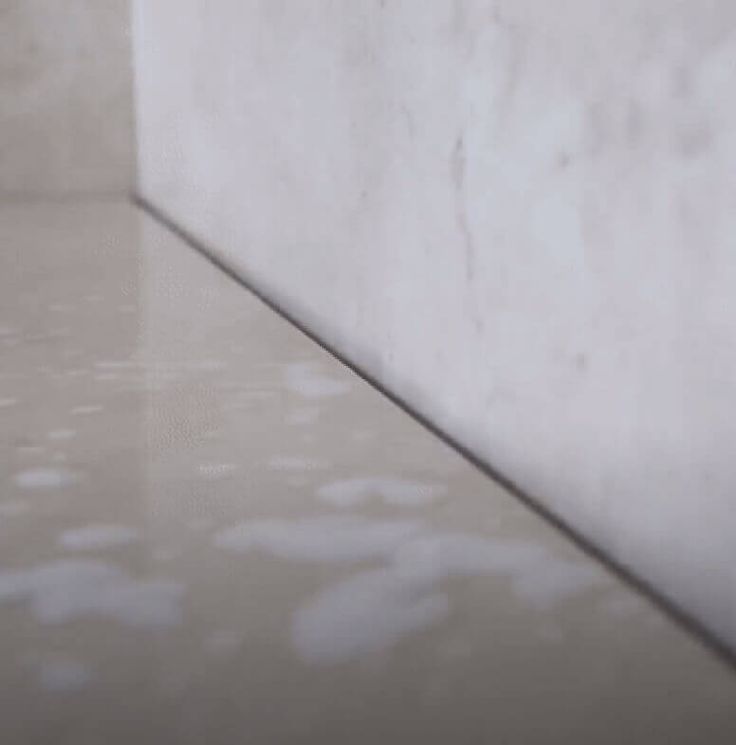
[1,201,735,744]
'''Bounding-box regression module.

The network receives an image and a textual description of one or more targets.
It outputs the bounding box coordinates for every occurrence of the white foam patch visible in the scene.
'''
[0,560,184,628]
[393,534,604,611]
[214,510,607,665]
[284,362,351,399]
[59,525,140,551]
[14,467,77,490]
[47,429,76,441]
[292,533,605,664]
[293,569,450,666]
[198,463,238,479]
[0,397,18,408]
[269,456,330,472]
[71,405,103,415]
[317,477,447,508]
[214,516,424,563]
[216,515,607,665]
[39,658,92,692]
[390,534,546,585]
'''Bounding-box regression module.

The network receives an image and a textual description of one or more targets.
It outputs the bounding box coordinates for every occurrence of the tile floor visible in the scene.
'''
[1,201,735,744]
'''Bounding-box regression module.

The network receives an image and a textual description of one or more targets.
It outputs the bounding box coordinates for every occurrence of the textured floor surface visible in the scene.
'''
[1,201,735,744]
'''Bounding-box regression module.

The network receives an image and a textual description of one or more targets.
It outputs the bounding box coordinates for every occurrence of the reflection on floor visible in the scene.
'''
[1,201,735,744]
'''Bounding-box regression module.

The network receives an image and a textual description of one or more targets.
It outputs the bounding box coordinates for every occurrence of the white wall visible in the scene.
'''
[0,0,134,196]
[133,0,736,650]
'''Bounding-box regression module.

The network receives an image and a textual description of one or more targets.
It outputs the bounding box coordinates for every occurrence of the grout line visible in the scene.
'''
[133,192,736,674]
